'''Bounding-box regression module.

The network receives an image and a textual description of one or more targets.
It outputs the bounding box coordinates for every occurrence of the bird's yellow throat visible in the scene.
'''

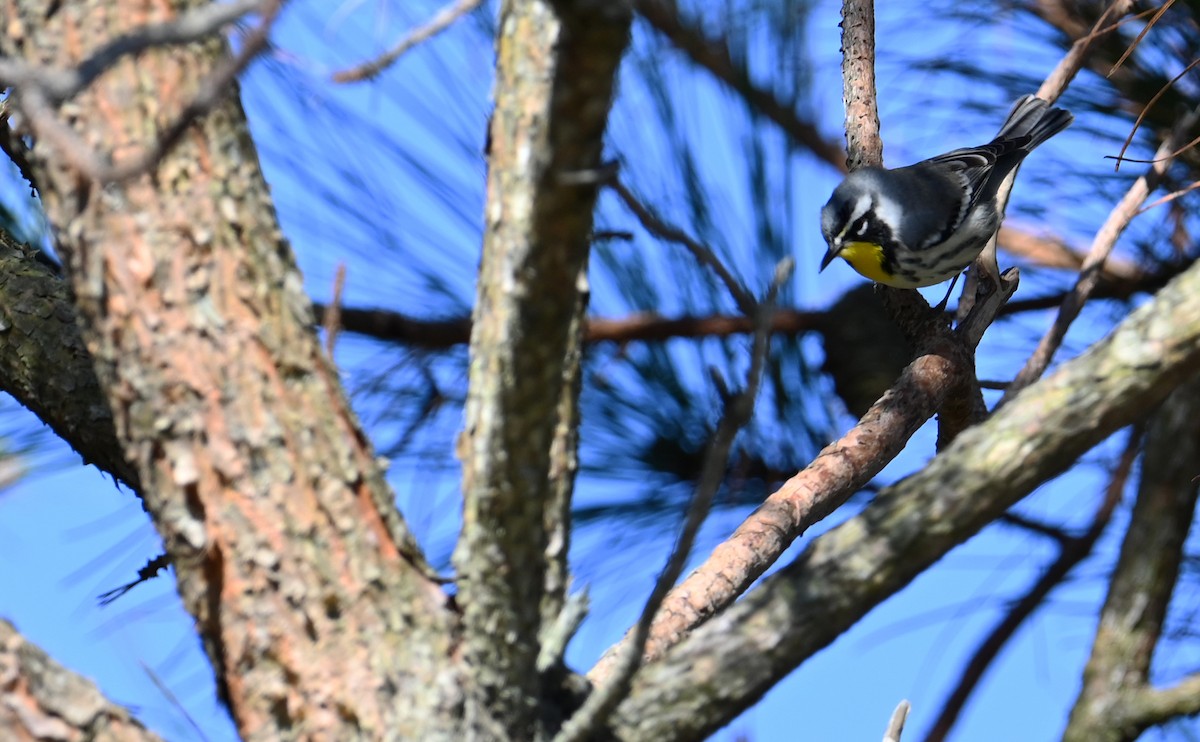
[838,241,890,283]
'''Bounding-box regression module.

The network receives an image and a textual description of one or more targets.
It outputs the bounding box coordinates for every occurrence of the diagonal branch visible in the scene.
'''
[0,619,162,741]
[1064,376,1200,742]
[332,0,485,83]
[609,178,756,313]
[608,247,1200,742]
[923,425,1142,742]
[558,260,792,742]
[589,318,974,682]
[0,230,139,491]
[1004,106,1200,400]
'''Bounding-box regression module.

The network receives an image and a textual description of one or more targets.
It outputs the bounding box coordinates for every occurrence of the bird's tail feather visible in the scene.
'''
[994,94,1074,151]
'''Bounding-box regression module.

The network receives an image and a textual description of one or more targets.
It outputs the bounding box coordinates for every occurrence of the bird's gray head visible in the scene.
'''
[819,169,895,270]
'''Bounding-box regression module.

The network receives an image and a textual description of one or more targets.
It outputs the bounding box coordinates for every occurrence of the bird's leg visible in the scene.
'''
[933,271,962,314]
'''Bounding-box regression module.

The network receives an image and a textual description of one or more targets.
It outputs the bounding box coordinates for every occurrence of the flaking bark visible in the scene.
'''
[2,2,457,738]
[0,619,161,742]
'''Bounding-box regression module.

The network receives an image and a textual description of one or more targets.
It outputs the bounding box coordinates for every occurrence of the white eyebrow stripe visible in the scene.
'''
[872,192,903,240]
[848,194,872,224]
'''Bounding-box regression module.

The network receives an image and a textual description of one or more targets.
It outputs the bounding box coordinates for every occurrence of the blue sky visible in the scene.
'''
[2,1,1197,740]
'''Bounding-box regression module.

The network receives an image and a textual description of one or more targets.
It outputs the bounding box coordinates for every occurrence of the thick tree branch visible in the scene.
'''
[0,229,139,491]
[590,315,972,681]
[451,0,631,737]
[4,2,455,737]
[9,2,281,185]
[0,619,162,742]
[0,0,261,103]
[608,253,1200,741]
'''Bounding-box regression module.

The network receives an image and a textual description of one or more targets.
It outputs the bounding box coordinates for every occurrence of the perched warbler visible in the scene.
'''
[819,95,1073,289]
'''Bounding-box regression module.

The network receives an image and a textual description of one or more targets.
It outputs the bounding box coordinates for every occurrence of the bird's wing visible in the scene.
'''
[923,145,1003,211]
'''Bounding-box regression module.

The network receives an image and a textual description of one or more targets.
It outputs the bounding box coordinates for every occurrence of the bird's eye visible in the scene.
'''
[855,220,868,236]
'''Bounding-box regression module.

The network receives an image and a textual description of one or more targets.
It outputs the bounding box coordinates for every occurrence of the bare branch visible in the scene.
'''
[609,254,1200,742]
[452,1,631,736]
[1004,106,1200,401]
[924,426,1141,742]
[1036,0,1136,103]
[0,619,162,741]
[589,321,973,681]
[1111,57,1200,170]
[557,259,793,742]
[1121,674,1200,731]
[1065,377,1200,742]
[884,700,912,742]
[332,0,484,83]
[0,228,140,491]
[324,263,347,358]
[609,178,757,313]
[839,0,882,169]
[998,225,1145,282]
[1106,0,1174,75]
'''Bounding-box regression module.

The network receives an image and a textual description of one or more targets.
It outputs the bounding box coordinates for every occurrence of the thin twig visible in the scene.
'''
[924,426,1141,742]
[998,512,1072,545]
[332,0,484,83]
[555,259,793,742]
[1137,179,1200,215]
[1110,57,1200,171]
[1037,0,1137,103]
[97,553,172,605]
[309,256,1175,351]
[960,0,1137,321]
[324,263,347,358]
[609,178,757,314]
[1107,0,1174,76]
[1003,106,1200,402]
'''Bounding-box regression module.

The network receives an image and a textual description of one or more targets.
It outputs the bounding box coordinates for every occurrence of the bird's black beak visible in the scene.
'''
[819,244,840,272]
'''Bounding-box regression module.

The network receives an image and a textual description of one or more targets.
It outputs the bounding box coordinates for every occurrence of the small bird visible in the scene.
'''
[819,95,1073,291]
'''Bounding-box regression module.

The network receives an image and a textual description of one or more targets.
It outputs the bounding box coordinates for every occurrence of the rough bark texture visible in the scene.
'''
[609,255,1200,741]
[839,0,882,170]
[452,1,630,737]
[543,267,587,644]
[1,2,457,739]
[1064,377,1200,742]
[0,619,160,742]
[0,229,138,490]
